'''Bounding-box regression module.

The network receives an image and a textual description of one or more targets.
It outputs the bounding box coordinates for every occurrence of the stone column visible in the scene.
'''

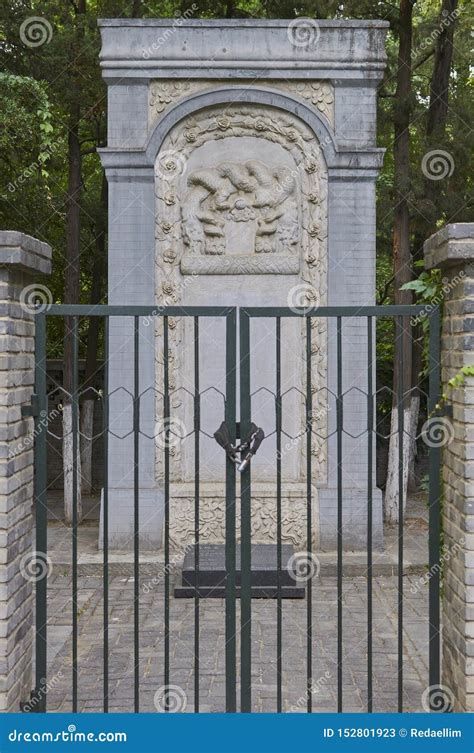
[0,231,52,711]
[424,222,474,712]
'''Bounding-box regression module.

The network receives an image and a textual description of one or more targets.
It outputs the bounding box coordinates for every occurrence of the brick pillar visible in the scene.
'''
[424,222,474,712]
[0,232,52,711]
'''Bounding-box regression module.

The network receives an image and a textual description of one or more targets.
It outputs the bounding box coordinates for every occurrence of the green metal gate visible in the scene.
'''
[27,304,442,713]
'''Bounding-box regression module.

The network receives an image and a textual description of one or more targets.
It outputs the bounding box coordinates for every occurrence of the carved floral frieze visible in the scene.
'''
[149,79,335,126]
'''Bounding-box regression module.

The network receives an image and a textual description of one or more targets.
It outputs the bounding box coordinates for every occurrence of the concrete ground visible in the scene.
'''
[41,493,432,713]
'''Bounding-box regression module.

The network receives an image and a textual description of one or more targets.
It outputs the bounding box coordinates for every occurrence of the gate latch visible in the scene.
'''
[214,421,264,473]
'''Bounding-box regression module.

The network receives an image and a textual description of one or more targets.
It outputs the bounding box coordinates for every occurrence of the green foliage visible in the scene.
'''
[447,365,474,390]
[0,0,473,365]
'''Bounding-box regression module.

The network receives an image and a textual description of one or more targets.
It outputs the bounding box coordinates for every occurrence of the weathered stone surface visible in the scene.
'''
[98,19,388,551]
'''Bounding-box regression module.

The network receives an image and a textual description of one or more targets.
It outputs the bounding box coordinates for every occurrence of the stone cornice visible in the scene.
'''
[98,19,389,81]
[424,223,474,269]
[0,231,52,275]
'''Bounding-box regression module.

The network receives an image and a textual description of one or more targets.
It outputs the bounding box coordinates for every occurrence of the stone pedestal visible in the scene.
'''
[98,19,388,550]
[424,223,474,712]
[0,231,52,711]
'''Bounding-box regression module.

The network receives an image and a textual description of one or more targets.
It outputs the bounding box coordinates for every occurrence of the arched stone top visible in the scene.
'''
[145,86,337,168]
[99,85,384,176]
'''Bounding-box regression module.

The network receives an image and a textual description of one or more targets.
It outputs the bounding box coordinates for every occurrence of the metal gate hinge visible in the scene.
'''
[21,394,39,418]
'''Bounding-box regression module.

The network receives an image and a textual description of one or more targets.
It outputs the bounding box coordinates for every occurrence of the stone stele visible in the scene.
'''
[98,19,388,551]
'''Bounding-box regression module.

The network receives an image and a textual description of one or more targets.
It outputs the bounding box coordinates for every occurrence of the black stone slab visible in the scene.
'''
[174,543,305,598]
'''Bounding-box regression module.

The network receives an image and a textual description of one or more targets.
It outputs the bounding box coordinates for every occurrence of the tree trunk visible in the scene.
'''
[80,173,107,494]
[384,0,413,523]
[426,0,458,141]
[63,1,86,524]
[409,0,458,491]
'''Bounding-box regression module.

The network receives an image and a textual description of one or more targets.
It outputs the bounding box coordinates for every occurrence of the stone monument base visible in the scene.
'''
[174,544,305,598]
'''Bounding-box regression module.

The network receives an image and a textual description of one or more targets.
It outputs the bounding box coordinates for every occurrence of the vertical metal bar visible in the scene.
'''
[428,307,441,700]
[72,316,79,712]
[306,317,313,713]
[34,313,48,711]
[276,318,282,713]
[367,317,373,713]
[103,317,109,712]
[164,316,170,711]
[239,310,252,712]
[225,309,237,713]
[336,317,343,713]
[194,317,200,712]
[133,316,140,713]
[397,316,405,713]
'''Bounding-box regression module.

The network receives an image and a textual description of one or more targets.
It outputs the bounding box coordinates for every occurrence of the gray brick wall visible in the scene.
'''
[0,231,51,712]
[424,223,474,712]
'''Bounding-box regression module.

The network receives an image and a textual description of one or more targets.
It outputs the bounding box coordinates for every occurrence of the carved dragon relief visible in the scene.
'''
[182,159,300,257]
[169,495,311,549]
[154,105,328,545]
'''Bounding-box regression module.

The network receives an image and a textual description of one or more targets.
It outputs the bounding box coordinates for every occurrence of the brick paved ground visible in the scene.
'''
[44,569,429,713]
